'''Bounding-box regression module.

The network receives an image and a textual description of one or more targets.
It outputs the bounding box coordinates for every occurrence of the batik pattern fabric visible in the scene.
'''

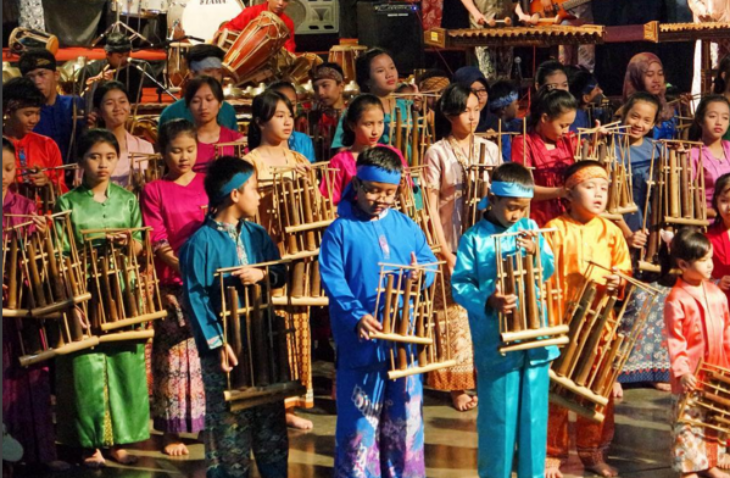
[547,398,616,468]
[152,287,206,434]
[334,366,425,478]
[618,285,671,384]
[18,0,44,30]
[672,395,727,472]
[200,353,288,478]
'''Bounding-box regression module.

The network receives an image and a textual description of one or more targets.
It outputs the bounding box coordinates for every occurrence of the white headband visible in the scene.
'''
[191,57,223,72]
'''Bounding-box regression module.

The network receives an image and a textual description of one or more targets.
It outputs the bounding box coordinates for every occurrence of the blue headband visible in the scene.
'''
[489,91,518,112]
[356,165,401,185]
[211,171,253,206]
[582,78,599,96]
[478,181,534,210]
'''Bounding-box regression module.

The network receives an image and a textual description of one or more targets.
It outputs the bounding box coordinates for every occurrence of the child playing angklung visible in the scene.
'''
[544,160,632,478]
[690,95,730,217]
[180,157,289,477]
[513,87,578,226]
[665,228,730,478]
[140,119,207,456]
[424,83,501,411]
[319,146,437,478]
[452,162,557,478]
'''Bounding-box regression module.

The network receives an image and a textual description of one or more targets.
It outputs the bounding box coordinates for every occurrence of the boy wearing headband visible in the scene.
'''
[159,44,238,131]
[319,146,437,478]
[544,160,631,478]
[452,162,557,478]
[180,157,289,478]
[487,80,522,163]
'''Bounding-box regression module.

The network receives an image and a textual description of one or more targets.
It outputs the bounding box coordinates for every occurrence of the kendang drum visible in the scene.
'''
[282,52,323,85]
[223,11,290,85]
[9,28,59,55]
[328,44,367,84]
[212,28,239,54]
[167,42,192,88]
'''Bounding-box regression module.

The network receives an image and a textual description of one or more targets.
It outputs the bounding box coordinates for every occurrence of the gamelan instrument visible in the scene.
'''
[675,359,730,435]
[222,11,291,86]
[529,0,593,22]
[328,44,368,84]
[129,152,166,195]
[281,53,323,85]
[167,42,192,88]
[80,227,167,342]
[548,262,660,422]
[640,140,709,272]
[370,262,457,380]
[574,123,638,219]
[217,260,305,411]
[395,166,441,254]
[424,24,605,49]
[494,228,569,355]
[2,212,98,367]
[8,27,60,55]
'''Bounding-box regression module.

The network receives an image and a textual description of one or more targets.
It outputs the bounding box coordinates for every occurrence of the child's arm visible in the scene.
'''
[319,224,374,336]
[457,0,488,25]
[180,237,226,352]
[664,296,695,392]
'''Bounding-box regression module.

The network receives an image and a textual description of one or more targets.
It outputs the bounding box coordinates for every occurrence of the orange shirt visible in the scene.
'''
[545,214,632,324]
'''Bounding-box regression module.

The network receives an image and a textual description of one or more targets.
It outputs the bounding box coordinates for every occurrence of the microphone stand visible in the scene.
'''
[127,60,180,101]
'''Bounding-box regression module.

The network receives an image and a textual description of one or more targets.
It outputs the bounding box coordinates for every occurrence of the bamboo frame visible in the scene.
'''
[369,261,456,380]
[549,261,660,422]
[80,226,167,341]
[218,260,306,410]
[494,228,569,355]
[640,140,709,271]
[3,211,98,367]
[676,359,730,435]
[395,166,441,254]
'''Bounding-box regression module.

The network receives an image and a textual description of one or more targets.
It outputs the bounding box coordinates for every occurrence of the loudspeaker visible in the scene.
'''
[356,2,424,75]
[256,0,339,34]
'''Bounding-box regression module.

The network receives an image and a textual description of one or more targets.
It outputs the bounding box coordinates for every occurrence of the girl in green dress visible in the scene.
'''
[54,129,149,468]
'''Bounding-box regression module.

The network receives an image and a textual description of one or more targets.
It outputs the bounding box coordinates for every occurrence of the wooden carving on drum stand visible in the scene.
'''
[640,140,709,272]
[369,262,456,380]
[3,211,98,367]
[574,123,638,220]
[81,227,167,343]
[494,228,569,355]
[676,359,730,435]
[548,261,660,422]
[217,260,305,411]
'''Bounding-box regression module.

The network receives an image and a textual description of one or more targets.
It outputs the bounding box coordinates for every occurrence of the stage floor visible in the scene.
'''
[16,361,676,477]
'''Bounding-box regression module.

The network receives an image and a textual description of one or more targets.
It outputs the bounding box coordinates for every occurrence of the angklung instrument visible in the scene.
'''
[675,359,730,435]
[80,227,167,342]
[493,228,569,355]
[217,260,305,411]
[395,166,441,254]
[640,140,709,272]
[548,261,660,422]
[3,211,98,367]
[369,262,457,380]
[573,123,638,220]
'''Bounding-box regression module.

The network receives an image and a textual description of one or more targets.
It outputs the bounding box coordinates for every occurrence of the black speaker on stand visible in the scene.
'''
[356,1,425,75]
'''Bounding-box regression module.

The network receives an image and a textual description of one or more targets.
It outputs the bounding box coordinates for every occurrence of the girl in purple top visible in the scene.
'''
[140,120,208,456]
[690,95,730,218]
[187,76,243,173]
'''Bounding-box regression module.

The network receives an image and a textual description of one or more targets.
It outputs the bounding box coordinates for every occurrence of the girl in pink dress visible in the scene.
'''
[140,119,208,456]
[690,95,730,217]
[187,76,243,173]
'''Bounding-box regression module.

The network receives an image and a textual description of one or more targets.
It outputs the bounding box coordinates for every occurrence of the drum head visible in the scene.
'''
[182,0,243,44]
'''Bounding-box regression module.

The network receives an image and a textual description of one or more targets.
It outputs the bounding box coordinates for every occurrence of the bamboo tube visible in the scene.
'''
[8,233,19,310]
[669,149,680,217]
[100,258,119,323]
[227,286,249,389]
[523,253,539,329]
[397,277,414,370]
[27,240,47,308]
[311,260,321,297]
[276,314,290,383]
[395,107,403,155]
[44,231,66,303]
[575,294,617,386]
[251,284,270,386]
[301,176,317,251]
[503,257,520,332]
[412,111,420,167]
[553,282,597,375]
[382,273,395,333]
[285,180,300,254]
[291,261,305,298]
